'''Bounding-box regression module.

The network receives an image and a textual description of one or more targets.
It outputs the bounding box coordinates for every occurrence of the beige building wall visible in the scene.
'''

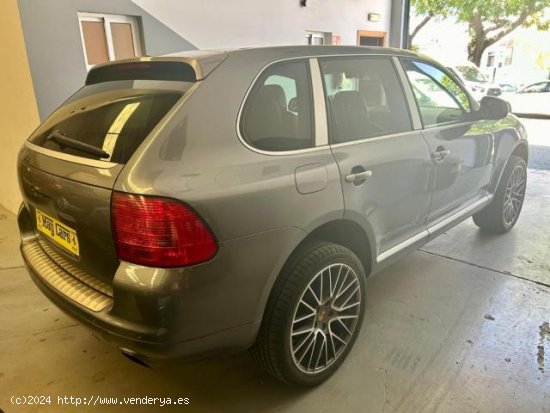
[0,0,40,214]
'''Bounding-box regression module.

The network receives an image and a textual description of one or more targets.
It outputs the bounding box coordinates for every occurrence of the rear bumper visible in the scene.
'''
[21,238,259,361]
[18,204,305,361]
[29,260,263,361]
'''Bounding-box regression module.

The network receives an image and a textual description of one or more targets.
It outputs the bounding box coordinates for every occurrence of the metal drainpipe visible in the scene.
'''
[402,0,411,49]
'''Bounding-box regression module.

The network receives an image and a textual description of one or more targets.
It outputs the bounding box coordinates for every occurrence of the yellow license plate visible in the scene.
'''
[36,209,80,256]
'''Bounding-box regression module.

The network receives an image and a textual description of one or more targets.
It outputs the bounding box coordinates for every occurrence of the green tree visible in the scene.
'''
[410,0,550,66]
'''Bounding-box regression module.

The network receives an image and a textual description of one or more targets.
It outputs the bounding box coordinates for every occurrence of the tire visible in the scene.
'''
[251,240,366,386]
[473,155,527,233]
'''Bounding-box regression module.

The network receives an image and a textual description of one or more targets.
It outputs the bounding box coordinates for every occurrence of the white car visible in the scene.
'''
[506,81,550,117]
[446,64,502,101]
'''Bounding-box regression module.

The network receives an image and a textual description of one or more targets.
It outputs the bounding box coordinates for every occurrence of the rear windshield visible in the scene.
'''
[28,81,187,164]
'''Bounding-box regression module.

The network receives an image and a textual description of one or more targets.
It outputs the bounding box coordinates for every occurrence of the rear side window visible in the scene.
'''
[28,82,185,164]
[319,57,412,144]
[241,60,314,152]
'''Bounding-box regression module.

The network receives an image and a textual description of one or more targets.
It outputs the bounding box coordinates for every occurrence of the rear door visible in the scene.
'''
[400,59,494,225]
[318,56,432,262]
[18,64,193,285]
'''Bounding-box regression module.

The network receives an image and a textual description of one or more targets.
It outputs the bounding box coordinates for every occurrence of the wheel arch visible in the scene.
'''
[491,140,528,193]
[302,219,373,277]
[253,218,374,329]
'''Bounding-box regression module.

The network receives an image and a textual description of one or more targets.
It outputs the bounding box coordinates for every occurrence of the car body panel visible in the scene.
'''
[420,121,494,224]
[18,152,121,285]
[332,131,432,259]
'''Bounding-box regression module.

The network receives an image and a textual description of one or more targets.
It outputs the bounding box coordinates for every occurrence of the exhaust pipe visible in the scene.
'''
[120,348,153,368]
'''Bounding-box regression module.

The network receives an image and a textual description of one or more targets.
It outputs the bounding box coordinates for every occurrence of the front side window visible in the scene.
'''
[319,57,412,144]
[404,60,471,127]
[241,61,314,151]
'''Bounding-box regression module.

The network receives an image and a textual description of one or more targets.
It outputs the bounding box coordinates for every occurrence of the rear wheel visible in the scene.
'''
[473,155,527,233]
[251,241,366,386]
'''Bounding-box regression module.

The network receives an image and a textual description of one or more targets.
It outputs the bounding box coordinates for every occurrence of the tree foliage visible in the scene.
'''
[410,0,550,66]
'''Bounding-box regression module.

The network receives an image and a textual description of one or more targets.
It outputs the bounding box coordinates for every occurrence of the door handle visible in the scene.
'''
[345,170,373,183]
[431,147,450,162]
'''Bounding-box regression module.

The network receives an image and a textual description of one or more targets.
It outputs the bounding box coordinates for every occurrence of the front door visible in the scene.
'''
[401,59,494,224]
[317,56,432,260]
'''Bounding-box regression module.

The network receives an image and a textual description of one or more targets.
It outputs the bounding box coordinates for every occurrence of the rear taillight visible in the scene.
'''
[111,192,217,268]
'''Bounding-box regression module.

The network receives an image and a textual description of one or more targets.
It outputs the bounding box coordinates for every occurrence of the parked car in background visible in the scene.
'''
[499,83,517,99]
[446,62,502,101]
[17,46,528,386]
[499,83,517,94]
[505,81,550,117]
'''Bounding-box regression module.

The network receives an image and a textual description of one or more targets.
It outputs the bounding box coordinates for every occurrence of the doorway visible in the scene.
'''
[357,30,386,46]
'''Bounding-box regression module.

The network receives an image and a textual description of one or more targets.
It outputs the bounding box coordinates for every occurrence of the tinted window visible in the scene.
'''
[29,81,186,164]
[404,60,471,127]
[241,61,314,151]
[319,57,412,144]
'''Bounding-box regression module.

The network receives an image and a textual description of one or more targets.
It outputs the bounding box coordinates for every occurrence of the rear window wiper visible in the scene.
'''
[47,130,110,159]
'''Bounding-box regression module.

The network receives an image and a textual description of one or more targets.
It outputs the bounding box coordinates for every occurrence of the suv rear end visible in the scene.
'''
[17,53,246,362]
[17,50,319,367]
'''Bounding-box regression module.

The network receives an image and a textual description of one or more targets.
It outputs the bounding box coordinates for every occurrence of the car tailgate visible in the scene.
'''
[19,150,124,286]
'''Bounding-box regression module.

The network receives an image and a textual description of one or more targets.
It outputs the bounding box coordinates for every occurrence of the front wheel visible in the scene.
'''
[473,155,527,233]
[251,241,366,386]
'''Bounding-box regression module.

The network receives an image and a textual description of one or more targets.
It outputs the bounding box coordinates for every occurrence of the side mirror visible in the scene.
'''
[480,96,509,120]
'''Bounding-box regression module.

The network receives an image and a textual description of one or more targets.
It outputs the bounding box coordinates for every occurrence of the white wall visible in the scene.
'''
[132,0,392,48]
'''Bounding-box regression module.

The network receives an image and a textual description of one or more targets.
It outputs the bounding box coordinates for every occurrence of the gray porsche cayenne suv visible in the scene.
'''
[17,46,528,386]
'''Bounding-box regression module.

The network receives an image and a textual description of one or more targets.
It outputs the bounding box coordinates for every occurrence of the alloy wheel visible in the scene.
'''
[290,263,362,374]
[503,162,526,226]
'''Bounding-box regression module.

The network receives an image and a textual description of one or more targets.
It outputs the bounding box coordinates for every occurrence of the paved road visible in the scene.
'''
[520,117,550,170]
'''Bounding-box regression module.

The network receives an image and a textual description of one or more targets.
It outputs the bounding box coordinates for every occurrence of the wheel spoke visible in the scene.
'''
[296,332,316,362]
[334,267,350,299]
[335,284,360,310]
[337,314,359,321]
[300,299,317,314]
[335,318,352,335]
[292,326,314,337]
[330,328,348,346]
[314,333,327,370]
[335,277,357,301]
[331,265,343,297]
[293,311,316,324]
[328,267,334,298]
[306,332,319,370]
[337,300,361,312]
[308,286,321,306]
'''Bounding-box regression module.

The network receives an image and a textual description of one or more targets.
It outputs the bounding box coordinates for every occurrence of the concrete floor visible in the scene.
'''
[1,131,550,411]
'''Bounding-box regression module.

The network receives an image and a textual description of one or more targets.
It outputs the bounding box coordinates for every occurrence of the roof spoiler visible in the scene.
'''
[85,51,228,85]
